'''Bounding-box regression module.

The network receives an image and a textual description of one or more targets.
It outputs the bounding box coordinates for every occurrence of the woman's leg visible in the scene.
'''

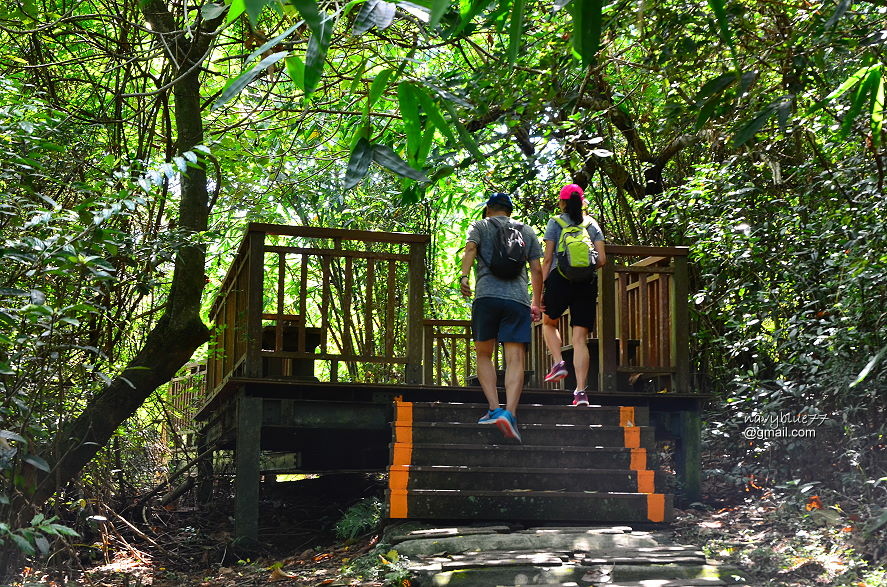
[571,325,591,390]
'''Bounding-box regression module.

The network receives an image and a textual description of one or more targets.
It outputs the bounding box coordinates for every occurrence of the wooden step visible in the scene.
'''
[404,402,650,427]
[394,421,655,448]
[392,442,655,470]
[388,465,667,494]
[388,489,673,522]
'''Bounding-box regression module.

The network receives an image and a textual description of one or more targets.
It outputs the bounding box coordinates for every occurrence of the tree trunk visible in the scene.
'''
[30,2,223,507]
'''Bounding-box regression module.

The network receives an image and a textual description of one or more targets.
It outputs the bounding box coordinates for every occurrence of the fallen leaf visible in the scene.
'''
[268,567,296,582]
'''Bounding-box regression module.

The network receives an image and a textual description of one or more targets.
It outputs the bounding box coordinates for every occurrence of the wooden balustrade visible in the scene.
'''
[205,224,429,400]
[201,225,690,400]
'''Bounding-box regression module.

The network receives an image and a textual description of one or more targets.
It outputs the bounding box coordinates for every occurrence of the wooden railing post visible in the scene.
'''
[244,230,265,378]
[598,261,618,393]
[670,254,690,393]
[405,241,426,384]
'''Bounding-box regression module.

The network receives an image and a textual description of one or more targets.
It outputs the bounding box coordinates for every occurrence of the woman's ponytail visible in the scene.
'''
[565,191,583,224]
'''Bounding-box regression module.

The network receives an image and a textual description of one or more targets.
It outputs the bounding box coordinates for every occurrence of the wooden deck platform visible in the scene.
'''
[167,224,706,540]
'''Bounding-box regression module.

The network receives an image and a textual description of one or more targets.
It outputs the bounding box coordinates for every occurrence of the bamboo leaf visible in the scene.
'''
[414,85,458,144]
[227,0,246,23]
[246,23,301,65]
[397,82,422,162]
[344,137,375,189]
[244,0,273,25]
[871,68,884,143]
[212,51,288,110]
[506,0,525,64]
[850,345,887,387]
[290,0,325,33]
[839,68,878,139]
[354,0,396,34]
[372,144,430,182]
[303,16,333,98]
[731,100,781,147]
[368,68,394,108]
[706,0,732,50]
[572,0,602,66]
[429,0,450,27]
[452,0,496,36]
[809,65,879,113]
[441,99,485,159]
[285,55,305,89]
[200,2,228,20]
[824,0,852,30]
[693,72,736,106]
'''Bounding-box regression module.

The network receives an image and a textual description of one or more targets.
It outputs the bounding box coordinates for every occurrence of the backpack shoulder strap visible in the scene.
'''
[554,216,569,228]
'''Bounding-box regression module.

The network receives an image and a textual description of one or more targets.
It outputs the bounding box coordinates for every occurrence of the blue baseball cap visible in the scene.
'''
[485,192,513,211]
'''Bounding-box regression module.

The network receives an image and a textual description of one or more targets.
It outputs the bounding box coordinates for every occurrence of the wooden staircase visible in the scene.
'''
[387,401,674,523]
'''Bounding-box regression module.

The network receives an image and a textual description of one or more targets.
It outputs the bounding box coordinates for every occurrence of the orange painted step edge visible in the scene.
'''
[636,469,655,493]
[647,493,666,522]
[629,448,647,470]
[389,401,413,519]
[619,406,635,427]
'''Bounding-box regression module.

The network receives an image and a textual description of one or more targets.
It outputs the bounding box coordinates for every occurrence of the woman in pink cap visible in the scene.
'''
[540,184,607,405]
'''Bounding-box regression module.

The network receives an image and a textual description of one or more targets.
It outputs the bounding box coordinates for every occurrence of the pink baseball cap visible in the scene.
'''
[559,184,585,201]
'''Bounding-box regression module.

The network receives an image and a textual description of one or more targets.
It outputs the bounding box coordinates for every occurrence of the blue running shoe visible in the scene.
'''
[478,407,505,424]
[494,410,522,442]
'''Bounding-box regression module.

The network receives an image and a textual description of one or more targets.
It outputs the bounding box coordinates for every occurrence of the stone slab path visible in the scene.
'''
[386,524,748,586]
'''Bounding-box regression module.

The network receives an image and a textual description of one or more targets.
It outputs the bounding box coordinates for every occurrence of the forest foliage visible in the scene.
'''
[0,0,885,574]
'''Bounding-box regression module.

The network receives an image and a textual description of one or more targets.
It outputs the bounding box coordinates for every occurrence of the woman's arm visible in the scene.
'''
[541,239,556,278]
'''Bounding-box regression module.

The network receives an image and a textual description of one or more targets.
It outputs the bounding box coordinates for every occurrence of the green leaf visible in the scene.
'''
[506,0,525,64]
[30,513,44,526]
[302,14,333,98]
[397,82,423,162]
[227,0,246,22]
[731,98,792,147]
[840,68,878,139]
[870,69,884,143]
[353,0,396,35]
[200,2,228,20]
[824,0,851,30]
[290,0,325,34]
[707,0,730,46]
[344,138,375,189]
[246,23,301,65]
[809,65,879,113]
[414,85,458,144]
[417,126,435,166]
[453,0,496,36]
[244,0,273,24]
[693,72,736,106]
[572,0,602,66]
[372,144,430,182]
[24,454,51,473]
[850,345,886,387]
[212,51,288,110]
[10,533,35,556]
[48,524,80,538]
[368,69,394,108]
[285,56,305,89]
[0,430,26,443]
[441,100,485,160]
[429,0,451,27]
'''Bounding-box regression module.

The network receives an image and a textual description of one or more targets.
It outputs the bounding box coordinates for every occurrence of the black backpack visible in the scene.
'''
[484,218,528,279]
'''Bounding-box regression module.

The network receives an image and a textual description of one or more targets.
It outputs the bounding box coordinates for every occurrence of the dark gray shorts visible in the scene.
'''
[472,297,531,343]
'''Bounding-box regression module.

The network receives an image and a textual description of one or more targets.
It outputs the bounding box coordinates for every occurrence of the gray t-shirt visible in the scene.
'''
[543,213,605,274]
[467,215,543,307]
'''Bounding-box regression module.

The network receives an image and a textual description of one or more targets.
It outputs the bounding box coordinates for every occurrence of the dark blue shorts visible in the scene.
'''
[472,297,531,343]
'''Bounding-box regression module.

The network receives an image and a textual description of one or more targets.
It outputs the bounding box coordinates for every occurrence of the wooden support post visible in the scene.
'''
[235,394,262,541]
[679,408,702,503]
[423,322,434,385]
[245,231,265,378]
[598,262,618,393]
[195,426,213,504]
[405,242,426,384]
[670,255,690,393]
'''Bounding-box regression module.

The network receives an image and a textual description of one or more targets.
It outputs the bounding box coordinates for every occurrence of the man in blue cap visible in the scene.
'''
[459,193,543,442]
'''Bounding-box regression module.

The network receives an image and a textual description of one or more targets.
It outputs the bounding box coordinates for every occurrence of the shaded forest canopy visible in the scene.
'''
[0,0,885,581]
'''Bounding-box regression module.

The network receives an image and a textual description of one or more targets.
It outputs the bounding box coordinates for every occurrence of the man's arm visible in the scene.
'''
[529,257,543,322]
[460,240,478,298]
